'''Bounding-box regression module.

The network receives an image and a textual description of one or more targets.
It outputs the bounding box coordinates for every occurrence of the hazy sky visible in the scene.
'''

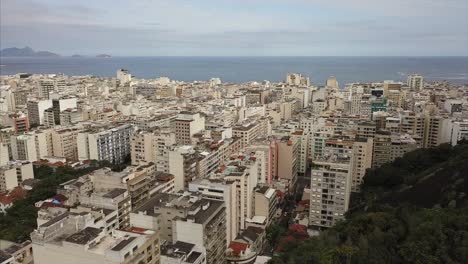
[1,0,467,56]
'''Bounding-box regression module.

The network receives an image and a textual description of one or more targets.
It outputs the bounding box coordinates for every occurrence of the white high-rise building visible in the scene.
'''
[10,134,38,161]
[77,124,133,164]
[286,73,310,87]
[326,76,339,89]
[38,80,55,99]
[27,100,52,126]
[0,161,34,192]
[407,74,424,91]
[168,146,198,192]
[0,143,9,166]
[52,97,77,125]
[189,178,238,245]
[117,69,132,84]
[310,139,353,228]
[443,119,468,146]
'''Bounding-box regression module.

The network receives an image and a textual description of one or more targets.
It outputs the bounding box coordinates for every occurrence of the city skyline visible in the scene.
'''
[1,1,468,263]
[1,0,468,56]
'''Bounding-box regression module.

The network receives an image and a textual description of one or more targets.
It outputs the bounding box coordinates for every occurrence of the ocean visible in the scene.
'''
[1,56,467,85]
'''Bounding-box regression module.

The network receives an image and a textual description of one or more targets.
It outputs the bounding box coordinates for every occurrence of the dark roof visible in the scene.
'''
[111,237,136,251]
[41,212,70,227]
[191,199,224,224]
[186,251,202,263]
[103,188,126,199]
[376,130,392,135]
[173,241,195,254]
[0,251,12,263]
[133,193,178,216]
[241,226,263,242]
[65,227,101,245]
[256,186,269,194]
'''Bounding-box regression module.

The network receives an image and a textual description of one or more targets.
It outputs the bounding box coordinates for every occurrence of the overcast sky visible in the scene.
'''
[1,0,467,56]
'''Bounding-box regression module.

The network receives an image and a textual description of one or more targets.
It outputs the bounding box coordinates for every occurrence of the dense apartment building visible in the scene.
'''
[174,112,205,145]
[38,79,55,99]
[51,97,78,125]
[168,145,199,192]
[27,99,52,126]
[30,212,160,264]
[10,134,38,161]
[254,186,278,226]
[131,192,226,264]
[51,127,81,160]
[232,117,270,149]
[189,178,238,245]
[219,157,259,231]
[11,112,30,133]
[0,161,34,192]
[131,130,155,165]
[350,138,373,192]
[273,136,300,190]
[77,124,134,164]
[407,74,424,91]
[372,131,418,168]
[310,139,353,228]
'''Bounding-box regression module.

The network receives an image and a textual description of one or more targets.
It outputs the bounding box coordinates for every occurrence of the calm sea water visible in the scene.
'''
[1,56,467,85]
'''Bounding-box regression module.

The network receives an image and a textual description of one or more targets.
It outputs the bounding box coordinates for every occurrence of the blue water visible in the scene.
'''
[1,56,467,85]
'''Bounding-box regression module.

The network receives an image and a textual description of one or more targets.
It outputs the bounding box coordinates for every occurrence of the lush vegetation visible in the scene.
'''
[0,161,107,242]
[270,142,468,264]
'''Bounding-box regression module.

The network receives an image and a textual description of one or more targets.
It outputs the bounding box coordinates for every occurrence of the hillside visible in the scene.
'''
[0,47,60,57]
[271,142,468,264]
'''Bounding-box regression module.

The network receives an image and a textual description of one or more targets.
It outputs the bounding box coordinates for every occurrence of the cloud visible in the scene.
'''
[1,0,467,55]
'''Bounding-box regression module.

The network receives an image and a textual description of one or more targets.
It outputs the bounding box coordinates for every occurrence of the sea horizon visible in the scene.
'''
[1,56,467,85]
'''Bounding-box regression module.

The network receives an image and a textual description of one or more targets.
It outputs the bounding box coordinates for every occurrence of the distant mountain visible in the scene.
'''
[96,54,112,58]
[0,46,60,57]
[71,54,84,58]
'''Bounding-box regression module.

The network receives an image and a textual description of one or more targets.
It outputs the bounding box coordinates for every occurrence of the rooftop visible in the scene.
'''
[102,188,127,199]
[111,236,136,251]
[65,227,101,245]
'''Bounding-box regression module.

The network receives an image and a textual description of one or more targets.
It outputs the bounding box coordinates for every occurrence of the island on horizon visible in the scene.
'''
[0,46,60,57]
[96,54,112,58]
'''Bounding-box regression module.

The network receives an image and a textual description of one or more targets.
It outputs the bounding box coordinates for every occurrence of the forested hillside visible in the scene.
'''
[271,141,468,264]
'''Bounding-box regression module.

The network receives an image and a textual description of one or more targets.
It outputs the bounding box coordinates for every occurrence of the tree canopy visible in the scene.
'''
[271,142,468,263]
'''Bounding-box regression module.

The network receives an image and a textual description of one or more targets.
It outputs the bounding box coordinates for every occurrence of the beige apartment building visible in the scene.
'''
[221,157,259,231]
[399,112,445,148]
[350,138,373,192]
[131,192,226,264]
[31,212,160,264]
[254,186,278,225]
[52,127,81,160]
[0,161,34,192]
[356,121,376,139]
[174,112,205,145]
[153,129,177,172]
[189,178,238,245]
[310,139,353,228]
[233,117,270,149]
[275,136,299,190]
[131,130,154,165]
[10,134,38,161]
[168,146,199,192]
[372,131,418,168]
